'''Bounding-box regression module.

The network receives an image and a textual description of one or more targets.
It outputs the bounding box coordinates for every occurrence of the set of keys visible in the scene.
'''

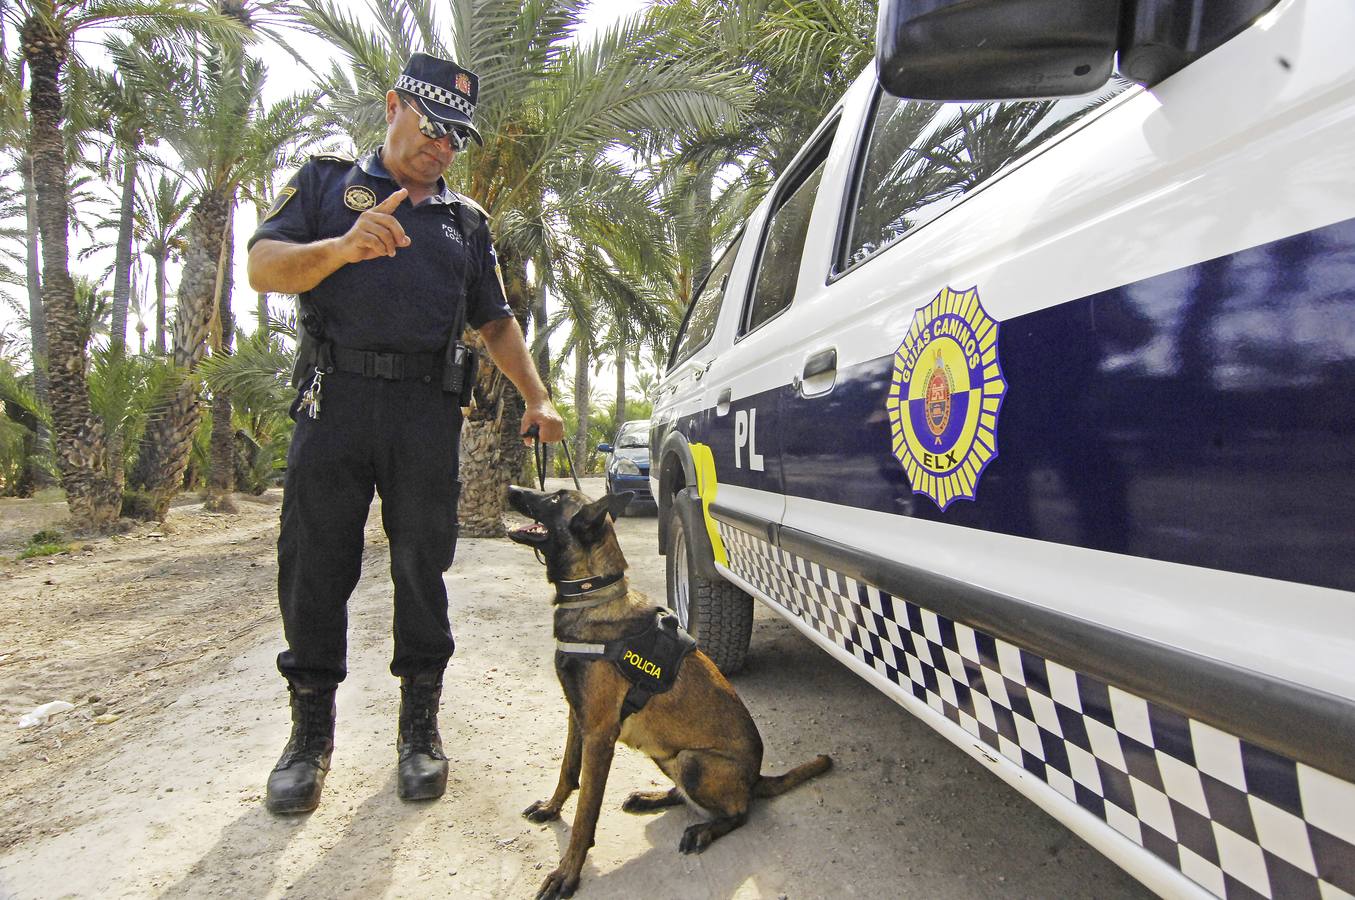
[299,366,324,419]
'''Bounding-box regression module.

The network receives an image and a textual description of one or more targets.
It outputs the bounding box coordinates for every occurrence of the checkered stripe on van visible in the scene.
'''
[718,522,1355,900]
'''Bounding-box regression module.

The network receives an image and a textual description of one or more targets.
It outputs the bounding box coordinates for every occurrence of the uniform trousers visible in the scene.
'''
[276,369,462,686]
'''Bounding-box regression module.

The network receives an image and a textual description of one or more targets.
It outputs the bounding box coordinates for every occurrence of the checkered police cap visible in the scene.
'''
[394,52,483,145]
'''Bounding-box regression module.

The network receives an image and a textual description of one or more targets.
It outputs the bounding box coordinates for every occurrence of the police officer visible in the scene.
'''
[247,53,564,815]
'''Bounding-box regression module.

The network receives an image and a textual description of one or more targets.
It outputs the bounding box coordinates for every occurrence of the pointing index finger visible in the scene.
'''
[375,188,408,213]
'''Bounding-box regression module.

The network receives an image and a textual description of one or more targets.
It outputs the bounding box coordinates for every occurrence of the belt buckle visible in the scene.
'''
[371,352,399,379]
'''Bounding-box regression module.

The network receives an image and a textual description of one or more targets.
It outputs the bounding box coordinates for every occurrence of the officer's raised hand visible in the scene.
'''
[337,188,411,262]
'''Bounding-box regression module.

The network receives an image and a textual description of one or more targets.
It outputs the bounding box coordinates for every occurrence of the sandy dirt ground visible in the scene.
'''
[0,478,1150,900]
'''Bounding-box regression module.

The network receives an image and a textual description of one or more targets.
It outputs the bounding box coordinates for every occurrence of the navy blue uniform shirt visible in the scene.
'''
[248,149,513,354]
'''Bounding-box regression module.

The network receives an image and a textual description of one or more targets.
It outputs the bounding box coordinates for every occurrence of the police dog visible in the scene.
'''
[507,485,832,900]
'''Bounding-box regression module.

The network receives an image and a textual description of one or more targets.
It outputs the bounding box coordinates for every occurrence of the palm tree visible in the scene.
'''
[87,62,157,357]
[205,207,236,511]
[0,51,58,489]
[4,0,244,530]
[114,32,318,519]
[133,171,192,357]
[197,319,297,493]
[129,271,153,355]
[300,0,750,534]
[71,273,112,354]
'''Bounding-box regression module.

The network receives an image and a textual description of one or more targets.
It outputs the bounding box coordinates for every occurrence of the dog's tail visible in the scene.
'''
[753,754,833,799]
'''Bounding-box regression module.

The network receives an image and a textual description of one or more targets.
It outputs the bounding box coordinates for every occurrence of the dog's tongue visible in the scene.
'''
[508,522,549,544]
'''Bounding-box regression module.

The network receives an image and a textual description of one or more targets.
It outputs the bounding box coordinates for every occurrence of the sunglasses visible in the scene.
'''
[401,95,472,152]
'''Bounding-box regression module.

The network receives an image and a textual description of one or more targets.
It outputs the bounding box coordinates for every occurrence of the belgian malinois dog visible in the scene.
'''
[507,485,832,899]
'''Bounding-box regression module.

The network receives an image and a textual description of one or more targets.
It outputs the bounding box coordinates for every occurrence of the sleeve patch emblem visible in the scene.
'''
[343,185,377,211]
[264,186,297,221]
[886,285,1006,511]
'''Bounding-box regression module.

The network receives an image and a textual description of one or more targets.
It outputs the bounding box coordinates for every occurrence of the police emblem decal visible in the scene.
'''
[886,286,1005,510]
[455,73,472,95]
[343,185,378,211]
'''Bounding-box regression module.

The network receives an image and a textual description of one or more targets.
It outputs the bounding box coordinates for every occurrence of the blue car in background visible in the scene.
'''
[597,419,654,516]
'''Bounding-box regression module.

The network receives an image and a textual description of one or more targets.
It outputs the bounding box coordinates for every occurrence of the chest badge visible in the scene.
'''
[886,285,1006,511]
[343,185,377,211]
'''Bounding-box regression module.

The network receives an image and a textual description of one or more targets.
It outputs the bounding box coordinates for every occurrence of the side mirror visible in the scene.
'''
[876,0,1120,100]
[597,443,613,454]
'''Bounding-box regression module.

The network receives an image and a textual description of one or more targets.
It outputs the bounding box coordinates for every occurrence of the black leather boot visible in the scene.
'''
[397,672,448,800]
[265,682,336,815]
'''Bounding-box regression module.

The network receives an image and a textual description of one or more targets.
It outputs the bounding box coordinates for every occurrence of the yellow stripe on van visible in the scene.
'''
[688,442,727,567]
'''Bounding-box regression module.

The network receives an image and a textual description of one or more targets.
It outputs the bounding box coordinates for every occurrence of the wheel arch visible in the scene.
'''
[656,429,698,555]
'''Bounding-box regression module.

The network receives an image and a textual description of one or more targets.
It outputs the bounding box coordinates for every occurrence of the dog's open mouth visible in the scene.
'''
[508,521,549,545]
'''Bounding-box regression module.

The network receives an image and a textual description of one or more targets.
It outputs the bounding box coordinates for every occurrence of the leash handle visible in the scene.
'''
[524,423,582,491]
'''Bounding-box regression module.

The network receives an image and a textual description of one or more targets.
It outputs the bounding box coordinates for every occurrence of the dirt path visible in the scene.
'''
[0,479,1148,899]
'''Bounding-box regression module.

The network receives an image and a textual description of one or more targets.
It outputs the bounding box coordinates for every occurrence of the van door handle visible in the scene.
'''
[716,389,732,416]
[803,348,836,379]
[797,348,837,397]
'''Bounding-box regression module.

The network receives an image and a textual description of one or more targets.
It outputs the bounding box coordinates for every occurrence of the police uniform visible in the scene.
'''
[253,52,513,815]
[248,148,512,687]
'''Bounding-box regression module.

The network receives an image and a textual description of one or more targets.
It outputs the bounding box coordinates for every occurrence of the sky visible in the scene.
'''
[3,0,657,406]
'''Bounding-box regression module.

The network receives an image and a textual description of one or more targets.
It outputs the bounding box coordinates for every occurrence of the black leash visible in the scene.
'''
[525,423,581,491]
[523,421,580,568]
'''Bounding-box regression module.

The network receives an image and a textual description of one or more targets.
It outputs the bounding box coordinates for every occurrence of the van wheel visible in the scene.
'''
[665,493,753,675]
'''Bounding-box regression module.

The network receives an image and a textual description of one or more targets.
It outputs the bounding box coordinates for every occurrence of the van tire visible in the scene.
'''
[665,494,753,675]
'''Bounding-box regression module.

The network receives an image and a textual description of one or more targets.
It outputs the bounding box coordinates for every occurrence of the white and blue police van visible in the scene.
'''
[649,0,1355,896]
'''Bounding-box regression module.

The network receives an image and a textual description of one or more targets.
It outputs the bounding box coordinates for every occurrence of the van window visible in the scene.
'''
[842,84,1130,270]
[669,232,744,369]
[743,141,832,335]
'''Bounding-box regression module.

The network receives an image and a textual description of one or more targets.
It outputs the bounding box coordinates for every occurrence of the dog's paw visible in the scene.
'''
[679,823,715,855]
[522,800,561,823]
[536,867,579,899]
[621,789,675,814]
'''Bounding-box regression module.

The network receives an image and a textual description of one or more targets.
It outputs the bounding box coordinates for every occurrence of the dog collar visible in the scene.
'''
[554,572,624,606]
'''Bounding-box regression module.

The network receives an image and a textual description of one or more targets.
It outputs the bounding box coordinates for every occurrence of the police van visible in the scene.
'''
[649,0,1355,896]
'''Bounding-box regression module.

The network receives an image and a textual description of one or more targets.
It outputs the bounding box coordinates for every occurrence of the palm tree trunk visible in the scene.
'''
[459,252,530,537]
[690,166,715,293]
[615,339,627,431]
[109,149,138,357]
[206,206,236,512]
[530,277,553,479]
[101,152,140,497]
[573,342,590,473]
[152,249,168,356]
[21,151,55,490]
[129,188,231,520]
[23,16,120,530]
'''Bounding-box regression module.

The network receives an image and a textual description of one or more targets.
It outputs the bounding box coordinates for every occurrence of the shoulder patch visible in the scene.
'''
[311,152,356,165]
[263,186,297,221]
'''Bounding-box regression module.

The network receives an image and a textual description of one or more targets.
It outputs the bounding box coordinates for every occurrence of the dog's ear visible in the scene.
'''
[608,492,634,520]
[569,496,615,543]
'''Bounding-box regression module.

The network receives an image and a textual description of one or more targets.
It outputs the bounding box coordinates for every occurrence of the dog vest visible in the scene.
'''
[555,609,698,721]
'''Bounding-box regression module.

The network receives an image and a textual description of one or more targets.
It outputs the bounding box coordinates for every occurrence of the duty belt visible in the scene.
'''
[330,346,442,381]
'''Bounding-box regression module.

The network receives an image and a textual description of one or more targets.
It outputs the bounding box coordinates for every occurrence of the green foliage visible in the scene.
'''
[0,410,32,493]
[0,354,53,496]
[86,349,180,477]
[19,529,72,559]
[197,327,297,490]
